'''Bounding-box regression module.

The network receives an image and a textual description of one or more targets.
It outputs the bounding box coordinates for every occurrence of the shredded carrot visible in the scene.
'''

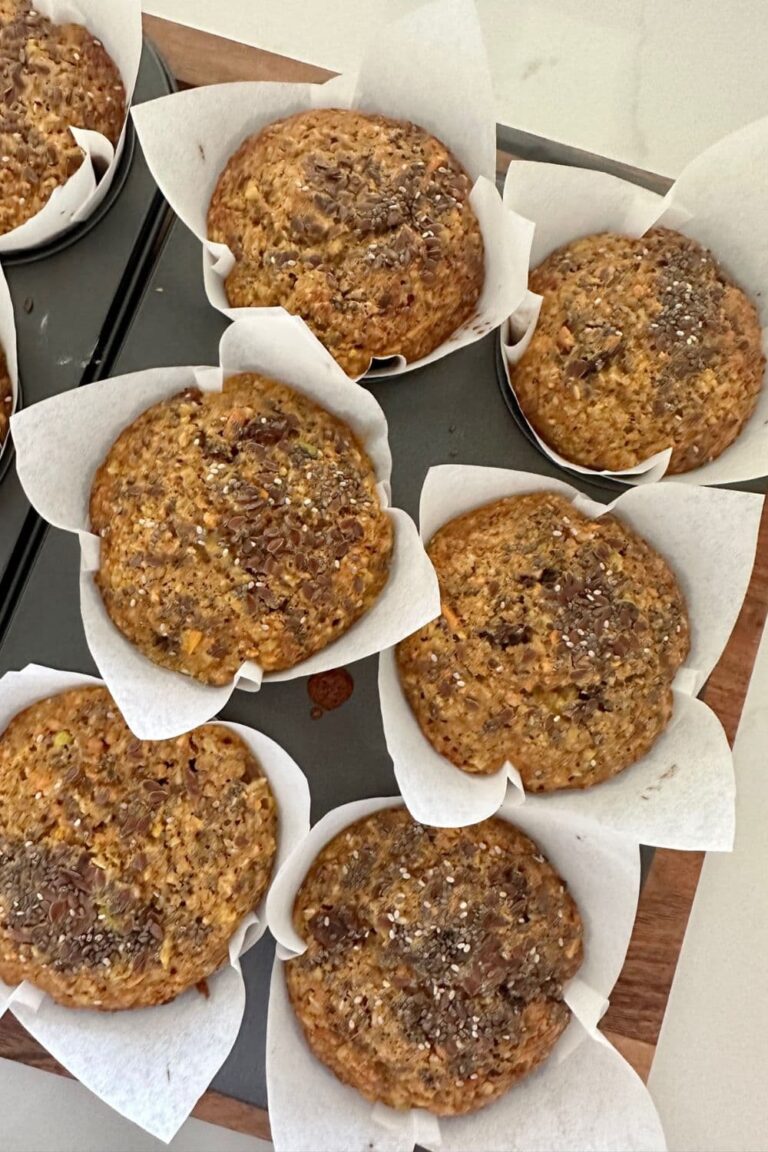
[441,601,461,631]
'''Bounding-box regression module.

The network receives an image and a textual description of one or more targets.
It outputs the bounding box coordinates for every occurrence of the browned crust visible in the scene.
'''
[89,373,393,685]
[286,808,583,1115]
[207,107,484,376]
[0,686,277,1009]
[511,228,765,474]
[397,491,689,790]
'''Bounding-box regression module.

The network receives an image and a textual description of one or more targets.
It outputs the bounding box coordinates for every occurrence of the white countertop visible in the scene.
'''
[647,620,768,1152]
[0,1056,271,1152]
[142,0,768,177]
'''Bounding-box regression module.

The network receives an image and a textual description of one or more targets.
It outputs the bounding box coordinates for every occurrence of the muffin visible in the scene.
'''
[0,345,12,451]
[286,807,582,1115]
[90,373,393,685]
[0,0,126,235]
[207,108,484,377]
[0,685,277,1009]
[511,228,764,473]
[397,492,689,791]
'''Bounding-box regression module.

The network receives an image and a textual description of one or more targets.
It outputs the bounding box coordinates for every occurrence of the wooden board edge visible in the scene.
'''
[141,14,335,88]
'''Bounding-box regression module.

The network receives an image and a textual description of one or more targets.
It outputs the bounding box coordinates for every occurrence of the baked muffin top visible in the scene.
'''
[286,808,582,1115]
[207,108,484,377]
[0,686,277,1009]
[90,374,393,685]
[0,345,11,450]
[512,228,764,473]
[397,492,689,790]
[0,0,126,235]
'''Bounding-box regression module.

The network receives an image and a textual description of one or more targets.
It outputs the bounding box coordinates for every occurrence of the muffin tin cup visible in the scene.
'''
[492,331,626,495]
[0,0,143,257]
[0,263,19,470]
[264,795,664,1152]
[130,0,533,380]
[1,116,138,267]
[378,465,763,848]
[10,314,441,741]
[501,115,768,486]
[0,662,310,1143]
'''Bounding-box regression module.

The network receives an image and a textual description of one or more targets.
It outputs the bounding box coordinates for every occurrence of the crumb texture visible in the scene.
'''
[397,492,689,789]
[90,374,393,685]
[287,808,583,1114]
[512,228,764,473]
[0,686,277,1009]
[0,0,126,234]
[207,107,484,376]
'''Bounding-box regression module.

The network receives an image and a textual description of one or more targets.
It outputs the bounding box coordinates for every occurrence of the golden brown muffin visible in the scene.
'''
[512,228,764,473]
[286,808,582,1115]
[207,108,484,377]
[90,373,393,686]
[397,492,689,790]
[0,0,126,235]
[0,345,11,450]
[0,686,277,1009]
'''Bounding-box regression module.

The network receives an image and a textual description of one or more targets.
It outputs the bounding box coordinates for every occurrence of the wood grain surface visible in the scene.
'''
[0,15,765,1141]
[142,14,335,88]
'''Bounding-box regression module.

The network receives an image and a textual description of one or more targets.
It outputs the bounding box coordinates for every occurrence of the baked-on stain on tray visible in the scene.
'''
[308,668,355,718]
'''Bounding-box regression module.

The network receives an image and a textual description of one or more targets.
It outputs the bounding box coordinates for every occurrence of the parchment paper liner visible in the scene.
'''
[264,795,665,1152]
[378,465,762,847]
[11,313,440,740]
[0,0,142,255]
[0,663,310,1142]
[501,116,768,484]
[131,0,532,380]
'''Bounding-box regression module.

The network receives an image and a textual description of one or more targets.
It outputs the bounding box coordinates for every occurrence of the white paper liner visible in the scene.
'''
[378,465,762,847]
[11,313,441,740]
[130,0,532,380]
[0,0,142,255]
[0,663,310,1142]
[0,263,18,463]
[501,115,768,485]
[265,795,665,1152]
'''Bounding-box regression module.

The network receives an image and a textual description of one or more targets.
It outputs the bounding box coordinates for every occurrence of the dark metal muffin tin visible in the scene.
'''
[0,213,625,1112]
[0,109,765,1114]
[494,337,768,497]
[0,42,174,607]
